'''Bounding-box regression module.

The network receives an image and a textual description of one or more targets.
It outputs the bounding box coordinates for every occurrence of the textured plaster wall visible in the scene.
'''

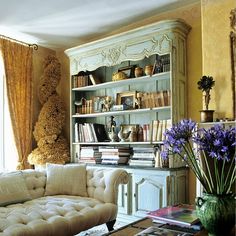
[201,0,235,119]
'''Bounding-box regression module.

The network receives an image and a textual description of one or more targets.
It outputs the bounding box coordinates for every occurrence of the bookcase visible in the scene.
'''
[65,19,191,221]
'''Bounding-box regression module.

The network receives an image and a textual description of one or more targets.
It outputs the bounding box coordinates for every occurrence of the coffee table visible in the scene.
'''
[103,217,154,236]
[102,217,216,236]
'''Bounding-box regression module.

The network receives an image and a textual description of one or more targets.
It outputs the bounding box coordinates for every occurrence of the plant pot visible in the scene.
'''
[200,110,214,122]
[195,193,235,236]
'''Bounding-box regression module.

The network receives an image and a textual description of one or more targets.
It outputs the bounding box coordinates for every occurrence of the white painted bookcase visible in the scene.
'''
[65,19,190,221]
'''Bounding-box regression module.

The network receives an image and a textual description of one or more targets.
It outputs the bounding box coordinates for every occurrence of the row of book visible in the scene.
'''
[74,123,109,143]
[72,74,101,88]
[78,146,131,165]
[141,119,172,142]
[77,145,184,168]
[140,90,171,109]
[75,99,93,114]
[74,119,171,144]
[153,54,171,74]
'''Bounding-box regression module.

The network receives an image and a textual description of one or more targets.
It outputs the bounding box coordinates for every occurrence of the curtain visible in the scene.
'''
[0,38,33,170]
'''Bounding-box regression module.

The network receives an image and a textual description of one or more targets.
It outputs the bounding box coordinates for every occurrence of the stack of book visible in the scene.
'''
[129,147,157,167]
[146,204,202,231]
[99,146,131,165]
[79,146,102,164]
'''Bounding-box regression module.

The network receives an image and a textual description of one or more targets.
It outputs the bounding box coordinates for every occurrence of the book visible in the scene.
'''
[135,226,194,236]
[89,74,101,85]
[147,204,199,228]
[156,120,163,141]
[93,123,110,142]
[98,146,131,152]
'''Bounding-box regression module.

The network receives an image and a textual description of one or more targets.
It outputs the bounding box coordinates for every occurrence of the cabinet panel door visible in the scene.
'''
[118,174,132,215]
[132,174,166,217]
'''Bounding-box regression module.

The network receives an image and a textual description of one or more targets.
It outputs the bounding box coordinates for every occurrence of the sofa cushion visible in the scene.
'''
[0,195,117,236]
[0,172,32,206]
[45,163,88,197]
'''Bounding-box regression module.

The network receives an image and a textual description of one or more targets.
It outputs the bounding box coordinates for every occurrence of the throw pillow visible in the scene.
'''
[44,163,88,197]
[0,172,32,206]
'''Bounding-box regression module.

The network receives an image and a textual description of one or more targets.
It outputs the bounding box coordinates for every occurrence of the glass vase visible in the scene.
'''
[195,193,235,236]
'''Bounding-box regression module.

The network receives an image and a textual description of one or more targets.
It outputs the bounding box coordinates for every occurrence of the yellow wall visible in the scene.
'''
[201,0,235,119]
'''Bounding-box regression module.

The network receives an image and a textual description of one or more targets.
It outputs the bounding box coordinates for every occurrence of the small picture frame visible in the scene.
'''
[92,96,106,113]
[120,124,139,142]
[118,65,135,78]
[116,91,136,110]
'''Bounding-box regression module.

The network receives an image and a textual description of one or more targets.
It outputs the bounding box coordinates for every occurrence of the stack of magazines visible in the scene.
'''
[140,204,203,235]
[135,226,195,236]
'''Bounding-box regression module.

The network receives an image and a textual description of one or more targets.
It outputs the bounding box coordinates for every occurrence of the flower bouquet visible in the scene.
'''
[161,119,235,235]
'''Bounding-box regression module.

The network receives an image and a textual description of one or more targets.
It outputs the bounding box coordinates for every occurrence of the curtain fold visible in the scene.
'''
[0,38,33,170]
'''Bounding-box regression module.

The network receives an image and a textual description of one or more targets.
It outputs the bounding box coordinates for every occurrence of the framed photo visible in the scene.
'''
[116,91,136,110]
[92,96,106,113]
[118,65,135,78]
[120,124,139,142]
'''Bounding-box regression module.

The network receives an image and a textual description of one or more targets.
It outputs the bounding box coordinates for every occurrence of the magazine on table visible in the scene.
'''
[134,226,194,236]
[147,204,200,228]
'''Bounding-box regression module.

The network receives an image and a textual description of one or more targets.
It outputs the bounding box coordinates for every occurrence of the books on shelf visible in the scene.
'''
[140,90,171,109]
[99,146,131,165]
[129,147,157,167]
[147,204,200,228]
[72,75,91,88]
[151,119,172,142]
[74,122,109,143]
[89,74,101,85]
[79,146,102,164]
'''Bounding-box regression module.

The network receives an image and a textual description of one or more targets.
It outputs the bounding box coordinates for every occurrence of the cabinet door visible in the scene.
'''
[132,174,167,217]
[117,174,132,215]
[167,171,188,205]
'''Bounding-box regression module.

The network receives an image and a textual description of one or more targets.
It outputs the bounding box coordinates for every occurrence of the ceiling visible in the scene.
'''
[0,0,197,50]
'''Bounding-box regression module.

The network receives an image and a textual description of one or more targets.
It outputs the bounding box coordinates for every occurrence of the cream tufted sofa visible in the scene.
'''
[0,164,129,236]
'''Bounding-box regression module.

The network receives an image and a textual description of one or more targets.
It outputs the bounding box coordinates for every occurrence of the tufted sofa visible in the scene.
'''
[0,164,129,236]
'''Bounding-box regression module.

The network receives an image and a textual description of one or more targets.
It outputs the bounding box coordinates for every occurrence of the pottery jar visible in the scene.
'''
[134,67,143,77]
[144,65,153,76]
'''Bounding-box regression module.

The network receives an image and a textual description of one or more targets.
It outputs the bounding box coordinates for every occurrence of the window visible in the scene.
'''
[0,53,18,171]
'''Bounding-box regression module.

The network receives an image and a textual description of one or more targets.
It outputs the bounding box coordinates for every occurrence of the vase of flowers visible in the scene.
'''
[197,75,215,122]
[161,120,236,236]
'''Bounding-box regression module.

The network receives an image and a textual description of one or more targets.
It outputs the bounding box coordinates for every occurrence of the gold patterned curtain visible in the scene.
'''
[0,38,33,170]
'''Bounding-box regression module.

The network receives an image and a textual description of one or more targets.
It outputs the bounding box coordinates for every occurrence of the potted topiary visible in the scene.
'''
[197,75,215,122]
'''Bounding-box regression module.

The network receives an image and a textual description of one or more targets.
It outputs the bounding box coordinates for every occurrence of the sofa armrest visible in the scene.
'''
[86,168,129,204]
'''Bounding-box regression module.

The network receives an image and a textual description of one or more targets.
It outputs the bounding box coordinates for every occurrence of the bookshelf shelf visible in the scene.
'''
[72,72,170,91]
[72,141,163,145]
[72,107,171,118]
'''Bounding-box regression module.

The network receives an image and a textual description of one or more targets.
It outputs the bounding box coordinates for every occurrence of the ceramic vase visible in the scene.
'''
[195,193,235,236]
